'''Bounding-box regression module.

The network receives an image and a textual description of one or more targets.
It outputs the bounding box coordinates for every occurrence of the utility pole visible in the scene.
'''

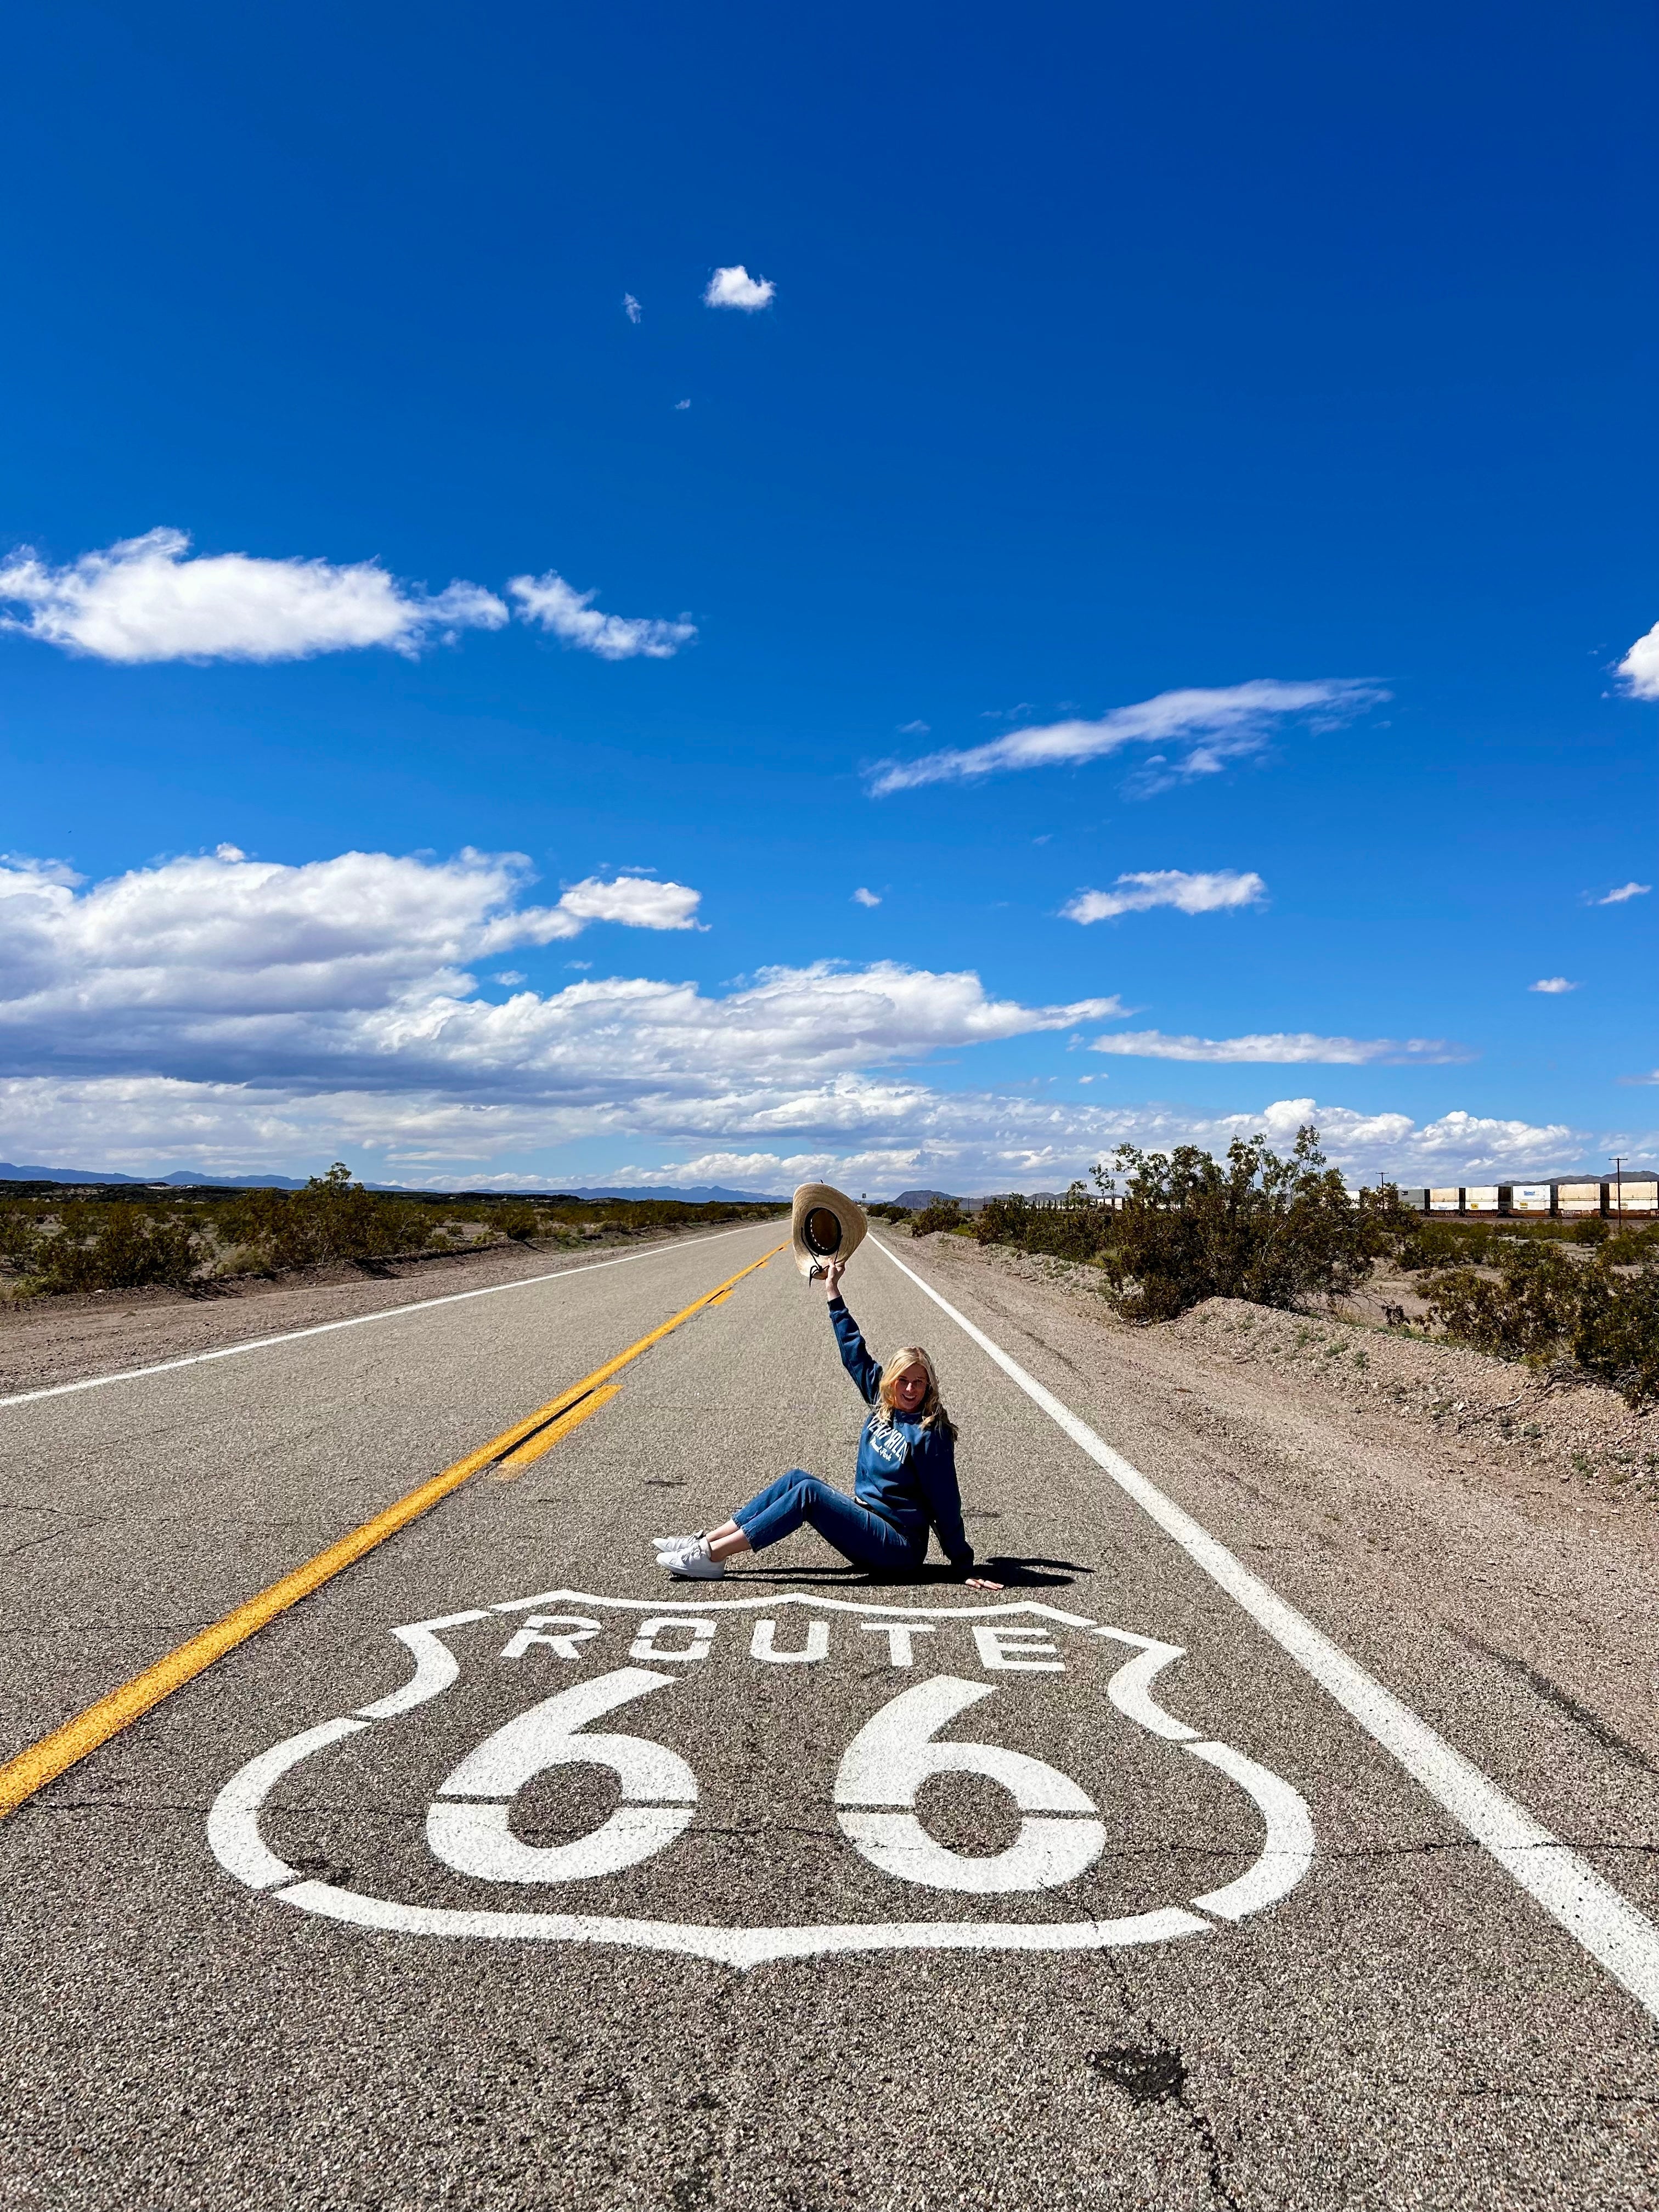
[1612,1155,1624,1230]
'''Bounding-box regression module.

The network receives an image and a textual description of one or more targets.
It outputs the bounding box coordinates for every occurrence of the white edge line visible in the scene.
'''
[0,1221,774,1411]
[871,1235,1659,2023]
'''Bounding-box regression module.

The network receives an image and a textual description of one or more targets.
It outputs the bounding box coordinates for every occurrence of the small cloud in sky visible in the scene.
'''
[492,970,526,986]
[704,264,775,311]
[898,720,930,735]
[623,294,642,324]
[0,527,507,664]
[565,960,592,970]
[509,572,696,661]
[852,887,882,908]
[1616,620,1659,699]
[1063,869,1266,923]
[1091,1030,1469,1065]
[1593,881,1651,905]
[1530,977,1579,994]
[556,876,704,932]
[868,679,1386,797]
[674,398,691,410]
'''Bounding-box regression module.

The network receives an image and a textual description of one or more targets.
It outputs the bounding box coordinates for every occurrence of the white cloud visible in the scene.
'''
[508,572,696,661]
[623,294,642,324]
[1616,622,1659,701]
[1063,870,1266,923]
[1530,977,1579,994]
[674,399,691,410]
[852,887,882,908]
[868,680,1385,795]
[0,849,707,1080]
[554,876,703,932]
[704,264,775,311]
[0,844,1597,1192]
[1594,881,1651,905]
[0,1074,1586,1194]
[0,528,506,664]
[492,971,526,986]
[1090,1030,1469,1065]
[0,849,1112,1103]
[898,719,930,736]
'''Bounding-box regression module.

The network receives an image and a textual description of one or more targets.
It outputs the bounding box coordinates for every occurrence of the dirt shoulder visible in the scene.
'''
[0,1223,757,1398]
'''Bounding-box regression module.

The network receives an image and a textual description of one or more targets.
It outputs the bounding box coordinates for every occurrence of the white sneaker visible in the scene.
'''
[663,1539,725,1579]
[653,1532,703,1551]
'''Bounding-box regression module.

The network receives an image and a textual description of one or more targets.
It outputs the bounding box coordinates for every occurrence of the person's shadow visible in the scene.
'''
[729,1556,1092,1590]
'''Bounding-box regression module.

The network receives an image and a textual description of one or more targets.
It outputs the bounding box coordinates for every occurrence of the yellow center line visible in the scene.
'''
[0,1240,786,1821]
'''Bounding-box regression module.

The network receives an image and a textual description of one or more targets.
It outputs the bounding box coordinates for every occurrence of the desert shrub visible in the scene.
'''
[911,1198,966,1236]
[1571,1216,1611,1246]
[1395,1217,1489,1270]
[0,1206,42,1272]
[34,1202,205,1292]
[219,1166,426,1271]
[1572,1260,1659,1406]
[1602,1227,1655,1266]
[495,1203,540,1243]
[973,1193,1118,1263]
[1426,1240,1659,1406]
[1423,1243,1583,1362]
[1098,1127,1384,1323]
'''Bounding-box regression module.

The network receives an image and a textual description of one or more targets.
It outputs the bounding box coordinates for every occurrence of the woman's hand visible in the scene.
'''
[823,1255,846,1300]
[963,1574,1003,1591]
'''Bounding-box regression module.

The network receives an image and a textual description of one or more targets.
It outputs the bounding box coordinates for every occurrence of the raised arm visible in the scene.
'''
[823,1257,883,1404]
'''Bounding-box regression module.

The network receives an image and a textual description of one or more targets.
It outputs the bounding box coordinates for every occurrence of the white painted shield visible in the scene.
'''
[207,1589,1313,1970]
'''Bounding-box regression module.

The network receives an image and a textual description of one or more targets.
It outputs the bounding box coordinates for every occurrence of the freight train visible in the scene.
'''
[1390,1175,1658,1218]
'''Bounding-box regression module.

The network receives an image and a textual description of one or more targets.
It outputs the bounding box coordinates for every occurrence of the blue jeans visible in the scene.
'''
[733,1470,925,1572]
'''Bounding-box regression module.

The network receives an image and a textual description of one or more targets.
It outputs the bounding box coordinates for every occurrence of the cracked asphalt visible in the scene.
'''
[2,1221,1656,2210]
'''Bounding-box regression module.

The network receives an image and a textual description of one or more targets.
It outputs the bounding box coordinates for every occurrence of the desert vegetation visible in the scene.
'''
[0,1167,782,1301]
[923,1127,1659,1408]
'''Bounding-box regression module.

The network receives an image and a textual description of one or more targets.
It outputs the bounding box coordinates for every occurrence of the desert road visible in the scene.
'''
[1,1220,1656,2210]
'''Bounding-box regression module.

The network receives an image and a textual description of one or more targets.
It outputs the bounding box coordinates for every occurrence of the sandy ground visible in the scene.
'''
[0,1221,776,1399]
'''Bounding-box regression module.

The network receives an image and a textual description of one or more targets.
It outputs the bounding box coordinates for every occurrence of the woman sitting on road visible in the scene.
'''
[654,1254,1001,1589]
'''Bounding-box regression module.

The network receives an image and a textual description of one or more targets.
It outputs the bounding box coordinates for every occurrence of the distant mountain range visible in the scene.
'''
[0,1162,311,1189]
[0,1163,787,1203]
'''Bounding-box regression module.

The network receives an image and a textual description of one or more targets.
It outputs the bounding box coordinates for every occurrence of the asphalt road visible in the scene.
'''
[2,1222,1656,2210]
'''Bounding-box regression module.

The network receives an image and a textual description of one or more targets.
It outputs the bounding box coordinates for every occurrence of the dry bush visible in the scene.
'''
[1099,1127,1392,1322]
[33,1202,205,1293]
[1427,1238,1659,1406]
[911,1198,966,1237]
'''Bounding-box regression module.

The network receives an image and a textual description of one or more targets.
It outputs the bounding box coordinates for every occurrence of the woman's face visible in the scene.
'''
[890,1362,929,1415]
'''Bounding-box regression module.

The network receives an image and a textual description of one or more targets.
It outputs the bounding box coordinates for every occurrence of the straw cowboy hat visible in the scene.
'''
[790,1183,868,1278]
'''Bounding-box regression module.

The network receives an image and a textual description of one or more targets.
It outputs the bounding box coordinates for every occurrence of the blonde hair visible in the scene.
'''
[877,1345,957,1440]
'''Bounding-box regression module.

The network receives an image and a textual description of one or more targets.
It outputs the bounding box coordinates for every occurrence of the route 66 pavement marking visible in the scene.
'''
[208,1589,1316,1969]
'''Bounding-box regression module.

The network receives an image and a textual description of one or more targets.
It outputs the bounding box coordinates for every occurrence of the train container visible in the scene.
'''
[1508,1184,1553,1215]
[1464,1186,1502,1214]
[1429,1187,1462,1212]
[1609,1177,1659,1218]
[1556,1180,1606,1216]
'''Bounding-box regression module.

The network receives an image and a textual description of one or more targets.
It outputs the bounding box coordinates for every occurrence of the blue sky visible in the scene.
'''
[2,0,1655,1192]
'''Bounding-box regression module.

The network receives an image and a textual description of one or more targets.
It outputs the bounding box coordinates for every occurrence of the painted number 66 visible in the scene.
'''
[425,1668,1106,1896]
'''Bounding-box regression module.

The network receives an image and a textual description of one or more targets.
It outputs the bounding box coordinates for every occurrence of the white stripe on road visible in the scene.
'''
[0,1223,769,1412]
[873,1236,1659,2022]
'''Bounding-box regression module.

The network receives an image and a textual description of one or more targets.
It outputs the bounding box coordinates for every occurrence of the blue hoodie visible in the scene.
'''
[829,1296,974,1571]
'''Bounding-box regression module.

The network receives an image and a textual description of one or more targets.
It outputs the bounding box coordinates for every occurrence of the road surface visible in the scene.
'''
[2,1221,1655,2209]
